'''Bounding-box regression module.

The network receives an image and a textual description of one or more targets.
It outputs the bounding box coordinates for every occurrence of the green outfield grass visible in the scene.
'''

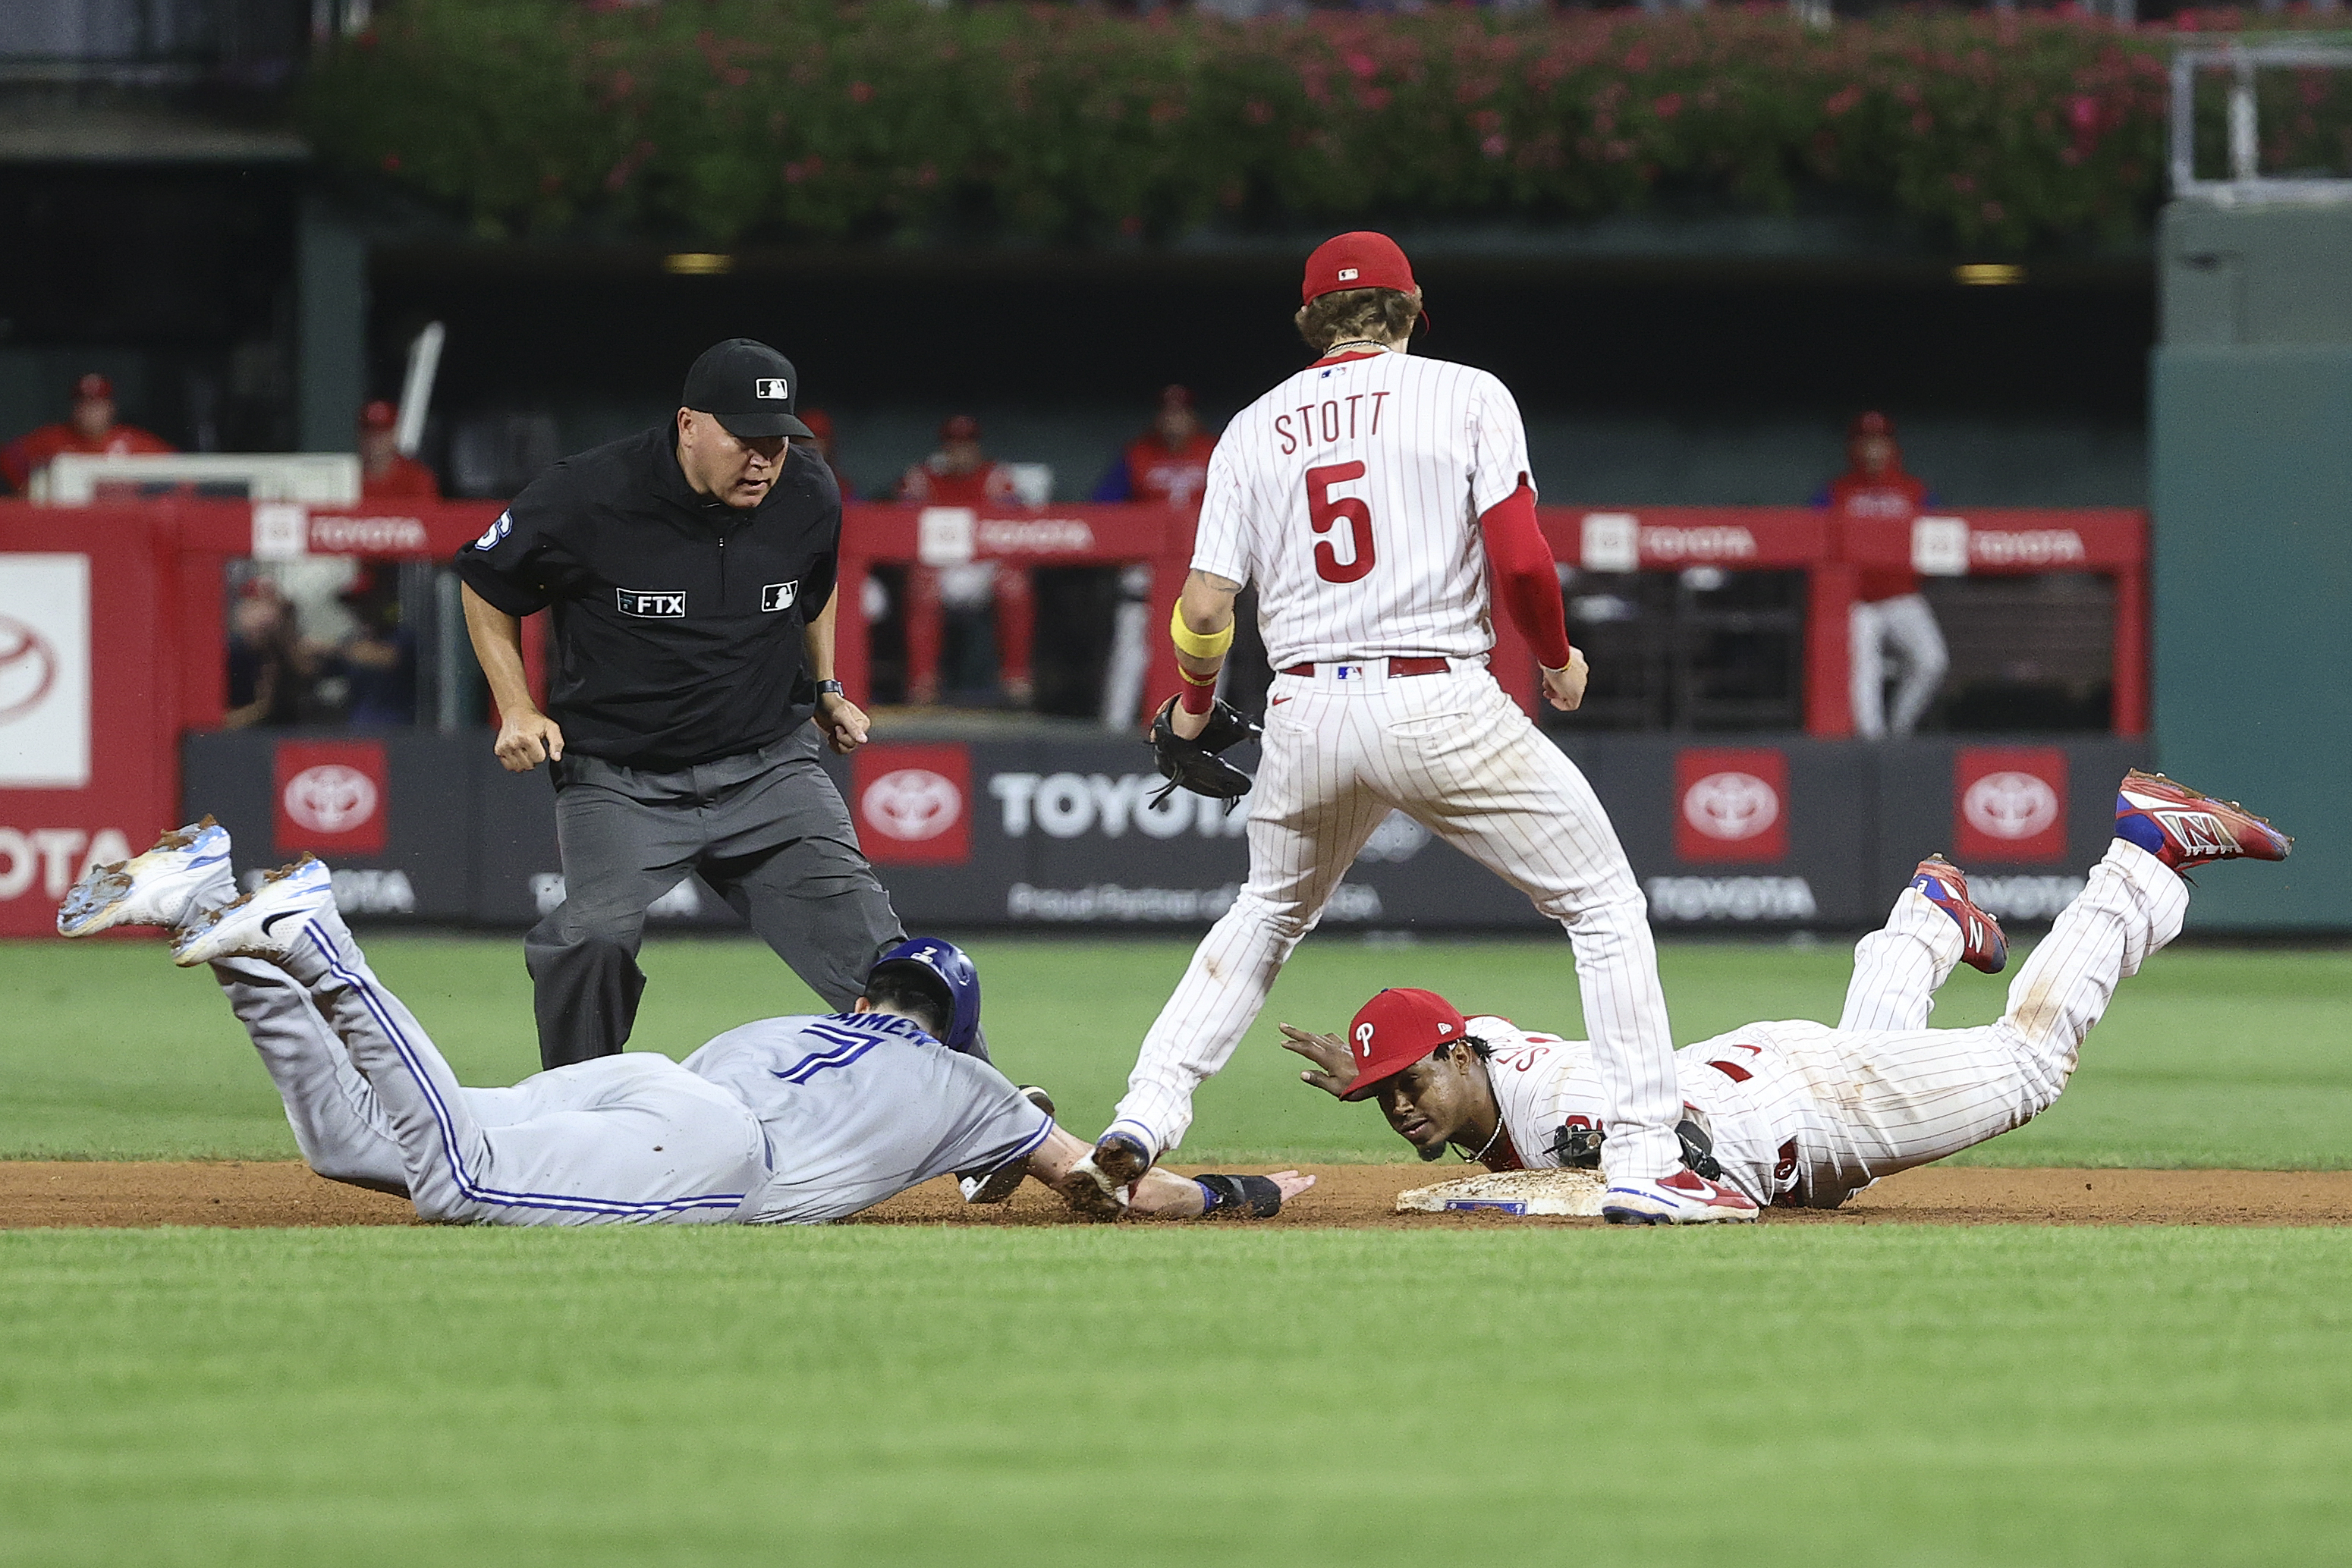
[2,1224,2347,1568]
[5,931,2350,1167]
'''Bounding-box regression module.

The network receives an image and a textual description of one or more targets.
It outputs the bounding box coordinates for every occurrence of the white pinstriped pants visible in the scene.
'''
[1788,839,2187,1199]
[1850,593,1948,740]
[1111,661,1687,1181]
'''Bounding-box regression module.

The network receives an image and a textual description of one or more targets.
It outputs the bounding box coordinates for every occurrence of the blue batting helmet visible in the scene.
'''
[869,937,981,1053]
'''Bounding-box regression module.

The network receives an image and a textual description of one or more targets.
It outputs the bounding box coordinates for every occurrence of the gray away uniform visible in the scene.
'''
[217,902,1051,1226]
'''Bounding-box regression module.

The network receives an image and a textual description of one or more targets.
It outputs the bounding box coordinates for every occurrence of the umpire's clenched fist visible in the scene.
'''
[495,709,566,772]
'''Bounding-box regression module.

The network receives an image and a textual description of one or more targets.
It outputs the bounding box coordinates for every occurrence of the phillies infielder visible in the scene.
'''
[1068,231,1754,1224]
[1284,773,2291,1212]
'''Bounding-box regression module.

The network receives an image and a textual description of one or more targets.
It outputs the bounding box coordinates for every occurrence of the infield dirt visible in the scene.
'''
[2,1161,2347,1228]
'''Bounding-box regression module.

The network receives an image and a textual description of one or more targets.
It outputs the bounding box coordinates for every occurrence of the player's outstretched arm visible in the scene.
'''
[1026,1124,1312,1218]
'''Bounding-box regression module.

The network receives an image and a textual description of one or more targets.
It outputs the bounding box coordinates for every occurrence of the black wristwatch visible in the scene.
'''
[815,680,846,699]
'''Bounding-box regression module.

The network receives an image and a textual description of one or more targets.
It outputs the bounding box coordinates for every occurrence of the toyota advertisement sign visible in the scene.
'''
[0,555,89,791]
[1,533,184,938]
[172,728,2146,935]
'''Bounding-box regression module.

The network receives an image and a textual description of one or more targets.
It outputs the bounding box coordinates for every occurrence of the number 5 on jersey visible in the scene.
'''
[1306,462,1376,584]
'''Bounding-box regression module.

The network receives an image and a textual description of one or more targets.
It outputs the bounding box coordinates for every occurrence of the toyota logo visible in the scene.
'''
[283,764,379,834]
[0,614,58,725]
[861,768,961,842]
[1964,771,2060,841]
[1682,771,1779,841]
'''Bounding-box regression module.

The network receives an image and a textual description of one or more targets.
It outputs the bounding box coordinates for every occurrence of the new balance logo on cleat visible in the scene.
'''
[2114,770,2291,872]
[2155,810,2237,859]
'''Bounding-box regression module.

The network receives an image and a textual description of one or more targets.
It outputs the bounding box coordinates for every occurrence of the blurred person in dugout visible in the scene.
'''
[0,372,174,494]
[895,413,1034,708]
[332,564,418,727]
[358,399,441,501]
[1819,410,1948,739]
[1089,385,1233,727]
[225,578,308,730]
[250,398,442,687]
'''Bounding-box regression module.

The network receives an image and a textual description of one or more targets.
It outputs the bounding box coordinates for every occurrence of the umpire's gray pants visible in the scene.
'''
[525,724,911,1070]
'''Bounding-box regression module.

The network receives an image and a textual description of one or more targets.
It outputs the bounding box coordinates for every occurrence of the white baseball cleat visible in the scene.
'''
[958,1086,1057,1204]
[1601,1170,1761,1226]
[171,856,334,969]
[57,816,233,937]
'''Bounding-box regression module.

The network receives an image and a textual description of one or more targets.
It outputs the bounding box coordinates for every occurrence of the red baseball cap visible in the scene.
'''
[1338,987,1470,1101]
[360,399,398,431]
[939,413,981,442]
[1302,231,1417,305]
[74,372,113,402]
[1850,410,1896,440]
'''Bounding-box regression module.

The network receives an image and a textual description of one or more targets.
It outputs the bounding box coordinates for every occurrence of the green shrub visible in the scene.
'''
[301,2,2352,251]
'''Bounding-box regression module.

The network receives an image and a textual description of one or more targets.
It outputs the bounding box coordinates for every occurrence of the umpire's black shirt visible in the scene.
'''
[457,426,841,771]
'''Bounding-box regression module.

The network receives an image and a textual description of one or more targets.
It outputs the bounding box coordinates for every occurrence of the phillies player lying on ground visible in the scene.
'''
[57,824,1308,1227]
[1281,773,2288,1217]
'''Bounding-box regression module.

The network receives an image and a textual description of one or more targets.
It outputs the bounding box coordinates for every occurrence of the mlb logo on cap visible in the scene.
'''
[1301,231,1417,304]
[756,378,789,399]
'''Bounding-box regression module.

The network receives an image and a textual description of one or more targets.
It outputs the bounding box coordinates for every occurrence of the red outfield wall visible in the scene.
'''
[0,498,2145,938]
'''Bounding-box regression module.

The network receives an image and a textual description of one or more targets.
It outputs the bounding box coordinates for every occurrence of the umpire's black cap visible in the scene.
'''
[682,338,813,440]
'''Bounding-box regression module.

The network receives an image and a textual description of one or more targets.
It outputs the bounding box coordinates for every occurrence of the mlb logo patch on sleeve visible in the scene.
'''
[616,588,687,617]
[761,581,799,612]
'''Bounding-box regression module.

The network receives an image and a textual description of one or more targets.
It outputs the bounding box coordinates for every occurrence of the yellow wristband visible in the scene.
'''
[1178,665,1219,687]
[1170,602,1234,661]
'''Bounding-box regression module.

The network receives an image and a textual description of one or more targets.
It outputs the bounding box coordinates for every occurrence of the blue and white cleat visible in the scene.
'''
[1909,855,2008,975]
[57,816,233,937]
[1058,1127,1154,1221]
[171,856,333,968]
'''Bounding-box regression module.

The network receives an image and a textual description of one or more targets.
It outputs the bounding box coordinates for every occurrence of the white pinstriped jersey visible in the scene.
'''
[1192,352,1534,671]
[1469,1016,1816,1207]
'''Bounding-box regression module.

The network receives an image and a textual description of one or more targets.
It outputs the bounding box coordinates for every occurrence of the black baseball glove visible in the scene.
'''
[1146,695,1261,813]
[1546,1105,1725,1181]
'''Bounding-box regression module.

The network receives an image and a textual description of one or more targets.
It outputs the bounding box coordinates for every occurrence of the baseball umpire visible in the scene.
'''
[458,339,956,1070]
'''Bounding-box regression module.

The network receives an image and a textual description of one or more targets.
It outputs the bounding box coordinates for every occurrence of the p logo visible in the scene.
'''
[755,378,789,400]
[1354,1022,1375,1059]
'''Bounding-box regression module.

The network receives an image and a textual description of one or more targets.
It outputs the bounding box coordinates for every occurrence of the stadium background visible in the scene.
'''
[2,4,2348,1566]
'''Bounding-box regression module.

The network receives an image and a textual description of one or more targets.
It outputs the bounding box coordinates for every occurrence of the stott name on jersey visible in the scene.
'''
[1274,390,1392,453]
[1193,353,1534,671]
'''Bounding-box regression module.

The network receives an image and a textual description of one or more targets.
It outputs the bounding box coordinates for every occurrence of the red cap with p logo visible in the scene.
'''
[1339,986,1470,1101]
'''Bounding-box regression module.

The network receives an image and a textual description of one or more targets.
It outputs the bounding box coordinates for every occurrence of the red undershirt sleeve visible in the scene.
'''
[1477,479,1574,670]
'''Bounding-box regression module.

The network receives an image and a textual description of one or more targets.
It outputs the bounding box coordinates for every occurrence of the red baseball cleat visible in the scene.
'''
[2114,770,2292,872]
[1601,1170,1760,1226]
[1909,855,2008,975]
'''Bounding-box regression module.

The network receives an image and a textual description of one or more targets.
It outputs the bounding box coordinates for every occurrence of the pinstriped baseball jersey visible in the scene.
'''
[1461,841,2187,1210]
[1470,1017,1814,1208]
[1192,351,1533,671]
